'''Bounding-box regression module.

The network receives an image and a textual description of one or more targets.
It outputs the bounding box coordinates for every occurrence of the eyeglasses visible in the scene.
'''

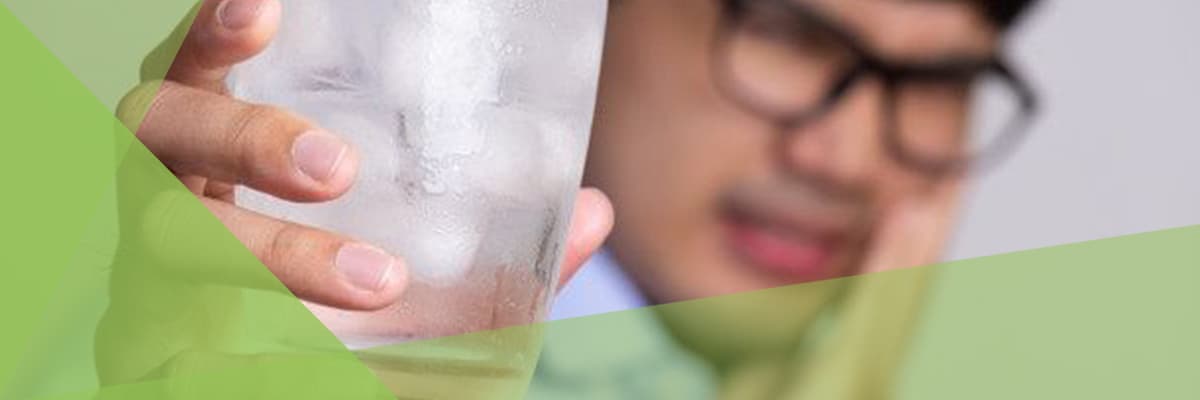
[712,0,1040,176]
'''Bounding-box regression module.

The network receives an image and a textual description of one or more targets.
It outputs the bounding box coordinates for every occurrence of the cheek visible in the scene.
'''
[588,104,794,302]
[586,0,819,300]
[587,2,757,237]
[589,106,756,238]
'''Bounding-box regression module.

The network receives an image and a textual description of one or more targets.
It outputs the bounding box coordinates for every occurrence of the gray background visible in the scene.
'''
[947,0,1200,260]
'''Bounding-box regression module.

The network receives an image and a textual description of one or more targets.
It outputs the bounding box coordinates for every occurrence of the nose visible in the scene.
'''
[779,77,886,188]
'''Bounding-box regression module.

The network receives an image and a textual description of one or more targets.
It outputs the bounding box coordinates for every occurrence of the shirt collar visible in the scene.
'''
[550,249,648,320]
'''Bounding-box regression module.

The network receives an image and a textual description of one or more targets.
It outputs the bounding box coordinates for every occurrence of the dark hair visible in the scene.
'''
[977,0,1041,29]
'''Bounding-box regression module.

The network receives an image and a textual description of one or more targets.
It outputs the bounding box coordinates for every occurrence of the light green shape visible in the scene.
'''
[0,1,195,397]
[898,227,1200,400]
[1,0,194,110]
[0,3,129,396]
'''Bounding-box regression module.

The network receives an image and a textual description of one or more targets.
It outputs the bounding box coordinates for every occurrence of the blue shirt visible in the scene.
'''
[551,250,647,320]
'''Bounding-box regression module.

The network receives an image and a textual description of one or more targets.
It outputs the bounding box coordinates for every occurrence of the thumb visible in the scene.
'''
[557,188,614,289]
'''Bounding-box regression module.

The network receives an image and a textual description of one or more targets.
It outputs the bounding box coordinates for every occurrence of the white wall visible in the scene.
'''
[948,0,1200,260]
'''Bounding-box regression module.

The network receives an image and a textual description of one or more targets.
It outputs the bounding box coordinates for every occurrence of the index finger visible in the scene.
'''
[860,184,962,275]
[150,0,281,93]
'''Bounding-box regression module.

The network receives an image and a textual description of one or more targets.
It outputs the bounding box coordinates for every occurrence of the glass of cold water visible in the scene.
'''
[227,0,606,396]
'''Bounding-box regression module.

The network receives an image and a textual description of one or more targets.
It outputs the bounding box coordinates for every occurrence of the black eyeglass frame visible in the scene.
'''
[711,0,1041,176]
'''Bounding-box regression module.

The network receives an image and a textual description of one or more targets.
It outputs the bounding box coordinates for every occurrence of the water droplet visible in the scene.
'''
[422,178,446,194]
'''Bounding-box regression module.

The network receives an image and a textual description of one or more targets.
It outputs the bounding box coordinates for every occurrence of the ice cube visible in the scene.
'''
[403,198,486,284]
[444,105,541,201]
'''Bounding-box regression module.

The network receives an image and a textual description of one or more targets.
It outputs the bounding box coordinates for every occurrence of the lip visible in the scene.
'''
[722,210,844,281]
[719,187,862,281]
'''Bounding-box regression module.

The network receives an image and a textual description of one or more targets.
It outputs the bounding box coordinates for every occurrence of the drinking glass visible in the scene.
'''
[227,0,607,395]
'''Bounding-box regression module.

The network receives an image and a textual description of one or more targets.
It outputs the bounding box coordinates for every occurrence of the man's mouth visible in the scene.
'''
[722,212,844,281]
[719,185,864,282]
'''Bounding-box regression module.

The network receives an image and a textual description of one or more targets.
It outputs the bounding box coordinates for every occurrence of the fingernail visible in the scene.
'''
[217,0,263,31]
[580,189,614,239]
[292,130,349,183]
[335,243,396,292]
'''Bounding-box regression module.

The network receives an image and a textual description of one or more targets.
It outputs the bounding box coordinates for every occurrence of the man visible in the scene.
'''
[546,1,1038,397]
[103,0,1039,398]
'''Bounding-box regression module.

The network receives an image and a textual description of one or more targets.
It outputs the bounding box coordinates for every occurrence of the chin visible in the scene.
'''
[642,235,868,362]
[652,259,852,363]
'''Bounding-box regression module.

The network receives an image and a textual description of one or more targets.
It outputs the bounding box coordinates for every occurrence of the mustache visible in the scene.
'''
[722,177,873,235]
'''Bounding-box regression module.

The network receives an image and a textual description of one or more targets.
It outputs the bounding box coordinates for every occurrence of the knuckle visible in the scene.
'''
[230,104,279,144]
[229,104,288,177]
[263,222,310,276]
[117,80,169,135]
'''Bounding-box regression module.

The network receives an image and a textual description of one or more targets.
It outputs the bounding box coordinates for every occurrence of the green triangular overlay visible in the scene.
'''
[1,1,1197,399]
[0,2,145,397]
[0,0,197,397]
[898,226,1200,400]
[0,1,392,399]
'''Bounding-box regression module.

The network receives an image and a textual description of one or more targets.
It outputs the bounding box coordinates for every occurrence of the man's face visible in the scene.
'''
[586,0,1000,354]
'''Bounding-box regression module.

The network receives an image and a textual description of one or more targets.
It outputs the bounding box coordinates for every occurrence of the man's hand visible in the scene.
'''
[99,0,612,389]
